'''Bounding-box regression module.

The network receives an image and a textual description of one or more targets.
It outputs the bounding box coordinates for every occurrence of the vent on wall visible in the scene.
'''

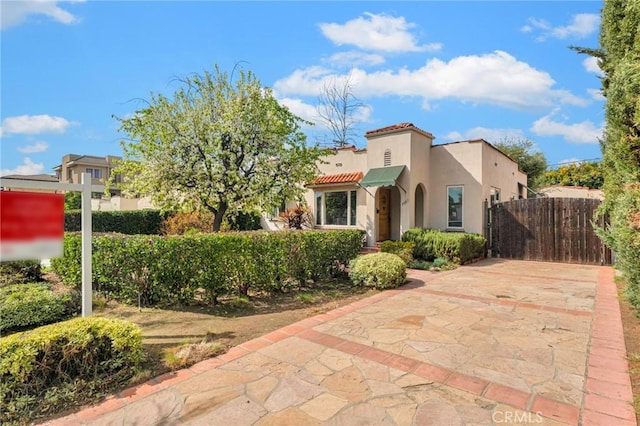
[384,149,391,166]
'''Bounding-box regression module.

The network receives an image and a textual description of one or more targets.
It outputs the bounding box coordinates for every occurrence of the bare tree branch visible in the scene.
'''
[316,73,366,147]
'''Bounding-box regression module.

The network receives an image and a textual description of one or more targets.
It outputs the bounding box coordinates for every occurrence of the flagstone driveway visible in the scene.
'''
[45,259,634,425]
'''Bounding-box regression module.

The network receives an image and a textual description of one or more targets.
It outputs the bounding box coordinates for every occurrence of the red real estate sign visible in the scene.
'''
[0,191,64,261]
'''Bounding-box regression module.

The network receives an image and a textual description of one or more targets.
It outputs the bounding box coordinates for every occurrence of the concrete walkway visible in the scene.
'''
[45,259,635,425]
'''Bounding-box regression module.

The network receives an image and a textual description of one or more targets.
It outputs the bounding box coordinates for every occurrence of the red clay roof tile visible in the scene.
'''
[311,171,364,185]
[365,123,434,139]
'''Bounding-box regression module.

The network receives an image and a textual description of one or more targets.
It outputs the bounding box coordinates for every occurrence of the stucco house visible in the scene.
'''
[303,123,527,247]
[53,154,123,196]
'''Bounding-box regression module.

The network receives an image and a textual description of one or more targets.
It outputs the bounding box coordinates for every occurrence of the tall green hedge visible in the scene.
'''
[51,230,364,305]
[64,210,165,234]
[401,228,486,264]
[0,317,143,424]
[596,0,640,307]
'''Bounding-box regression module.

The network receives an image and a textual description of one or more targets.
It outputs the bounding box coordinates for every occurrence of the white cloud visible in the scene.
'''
[319,12,441,53]
[275,51,587,111]
[531,112,603,144]
[587,88,605,101]
[583,56,601,74]
[17,141,49,153]
[444,127,526,143]
[278,96,373,132]
[324,51,386,67]
[0,157,45,176]
[1,114,72,135]
[278,97,319,125]
[523,14,599,41]
[1,0,84,30]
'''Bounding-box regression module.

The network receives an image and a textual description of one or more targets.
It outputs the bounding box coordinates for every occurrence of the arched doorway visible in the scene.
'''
[415,184,425,228]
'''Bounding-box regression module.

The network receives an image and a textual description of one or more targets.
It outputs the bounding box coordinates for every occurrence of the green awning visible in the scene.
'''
[359,165,405,188]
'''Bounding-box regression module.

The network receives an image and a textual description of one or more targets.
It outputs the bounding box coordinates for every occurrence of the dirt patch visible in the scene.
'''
[616,277,640,421]
[92,279,377,379]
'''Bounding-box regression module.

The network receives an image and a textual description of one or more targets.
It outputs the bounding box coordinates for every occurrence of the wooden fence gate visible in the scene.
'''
[486,198,612,265]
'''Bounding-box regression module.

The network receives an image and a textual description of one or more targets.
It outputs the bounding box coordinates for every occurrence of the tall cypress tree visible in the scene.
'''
[598,0,640,304]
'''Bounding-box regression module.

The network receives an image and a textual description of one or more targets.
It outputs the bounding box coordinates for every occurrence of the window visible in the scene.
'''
[315,190,357,226]
[86,168,102,179]
[490,187,501,205]
[447,186,463,228]
[349,191,356,226]
[271,200,286,220]
[67,169,72,180]
[315,193,322,225]
[384,149,391,166]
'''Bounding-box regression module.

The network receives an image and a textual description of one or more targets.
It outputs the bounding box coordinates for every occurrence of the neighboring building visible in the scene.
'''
[53,154,122,196]
[0,174,61,193]
[304,123,527,247]
[539,185,604,200]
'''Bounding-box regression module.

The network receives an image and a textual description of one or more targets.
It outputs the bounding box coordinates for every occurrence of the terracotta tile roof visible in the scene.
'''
[365,123,434,139]
[311,171,364,185]
[323,145,367,153]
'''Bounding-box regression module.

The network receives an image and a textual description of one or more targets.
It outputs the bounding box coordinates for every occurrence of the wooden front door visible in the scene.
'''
[378,188,391,241]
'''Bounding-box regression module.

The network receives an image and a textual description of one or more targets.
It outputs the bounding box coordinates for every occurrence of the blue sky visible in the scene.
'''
[1,1,605,177]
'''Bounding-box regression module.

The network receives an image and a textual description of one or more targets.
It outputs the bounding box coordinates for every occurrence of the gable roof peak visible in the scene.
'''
[365,123,434,139]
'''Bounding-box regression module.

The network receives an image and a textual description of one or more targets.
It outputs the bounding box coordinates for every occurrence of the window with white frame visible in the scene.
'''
[447,186,463,228]
[315,190,357,226]
[85,168,103,179]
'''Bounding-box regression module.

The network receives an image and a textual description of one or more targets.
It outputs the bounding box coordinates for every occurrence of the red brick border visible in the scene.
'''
[414,287,592,317]
[580,267,636,425]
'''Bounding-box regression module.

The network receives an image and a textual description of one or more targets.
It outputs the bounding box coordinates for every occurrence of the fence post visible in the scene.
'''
[483,199,490,257]
[81,173,92,317]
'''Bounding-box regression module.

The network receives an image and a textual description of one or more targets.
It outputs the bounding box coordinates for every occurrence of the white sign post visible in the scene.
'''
[81,173,93,316]
[0,173,102,317]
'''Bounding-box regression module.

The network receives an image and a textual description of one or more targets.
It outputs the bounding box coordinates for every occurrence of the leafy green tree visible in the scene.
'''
[536,161,604,189]
[494,138,548,190]
[113,66,325,231]
[64,191,81,211]
[590,0,640,304]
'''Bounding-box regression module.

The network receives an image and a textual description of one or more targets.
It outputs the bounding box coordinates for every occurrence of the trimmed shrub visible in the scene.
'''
[0,283,78,332]
[401,228,486,264]
[161,211,214,235]
[379,240,414,265]
[349,253,407,290]
[65,209,164,234]
[0,317,143,424]
[0,260,42,286]
[51,229,364,306]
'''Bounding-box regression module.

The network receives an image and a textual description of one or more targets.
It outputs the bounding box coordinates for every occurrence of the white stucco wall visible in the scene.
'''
[481,142,527,202]
[429,142,484,234]
[539,186,604,200]
[91,196,155,211]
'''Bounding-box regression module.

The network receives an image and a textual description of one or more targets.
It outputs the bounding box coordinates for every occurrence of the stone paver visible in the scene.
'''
[42,259,635,425]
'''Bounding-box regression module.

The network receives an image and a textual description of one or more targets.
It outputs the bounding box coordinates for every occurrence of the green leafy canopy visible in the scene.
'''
[494,138,548,190]
[112,65,326,230]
